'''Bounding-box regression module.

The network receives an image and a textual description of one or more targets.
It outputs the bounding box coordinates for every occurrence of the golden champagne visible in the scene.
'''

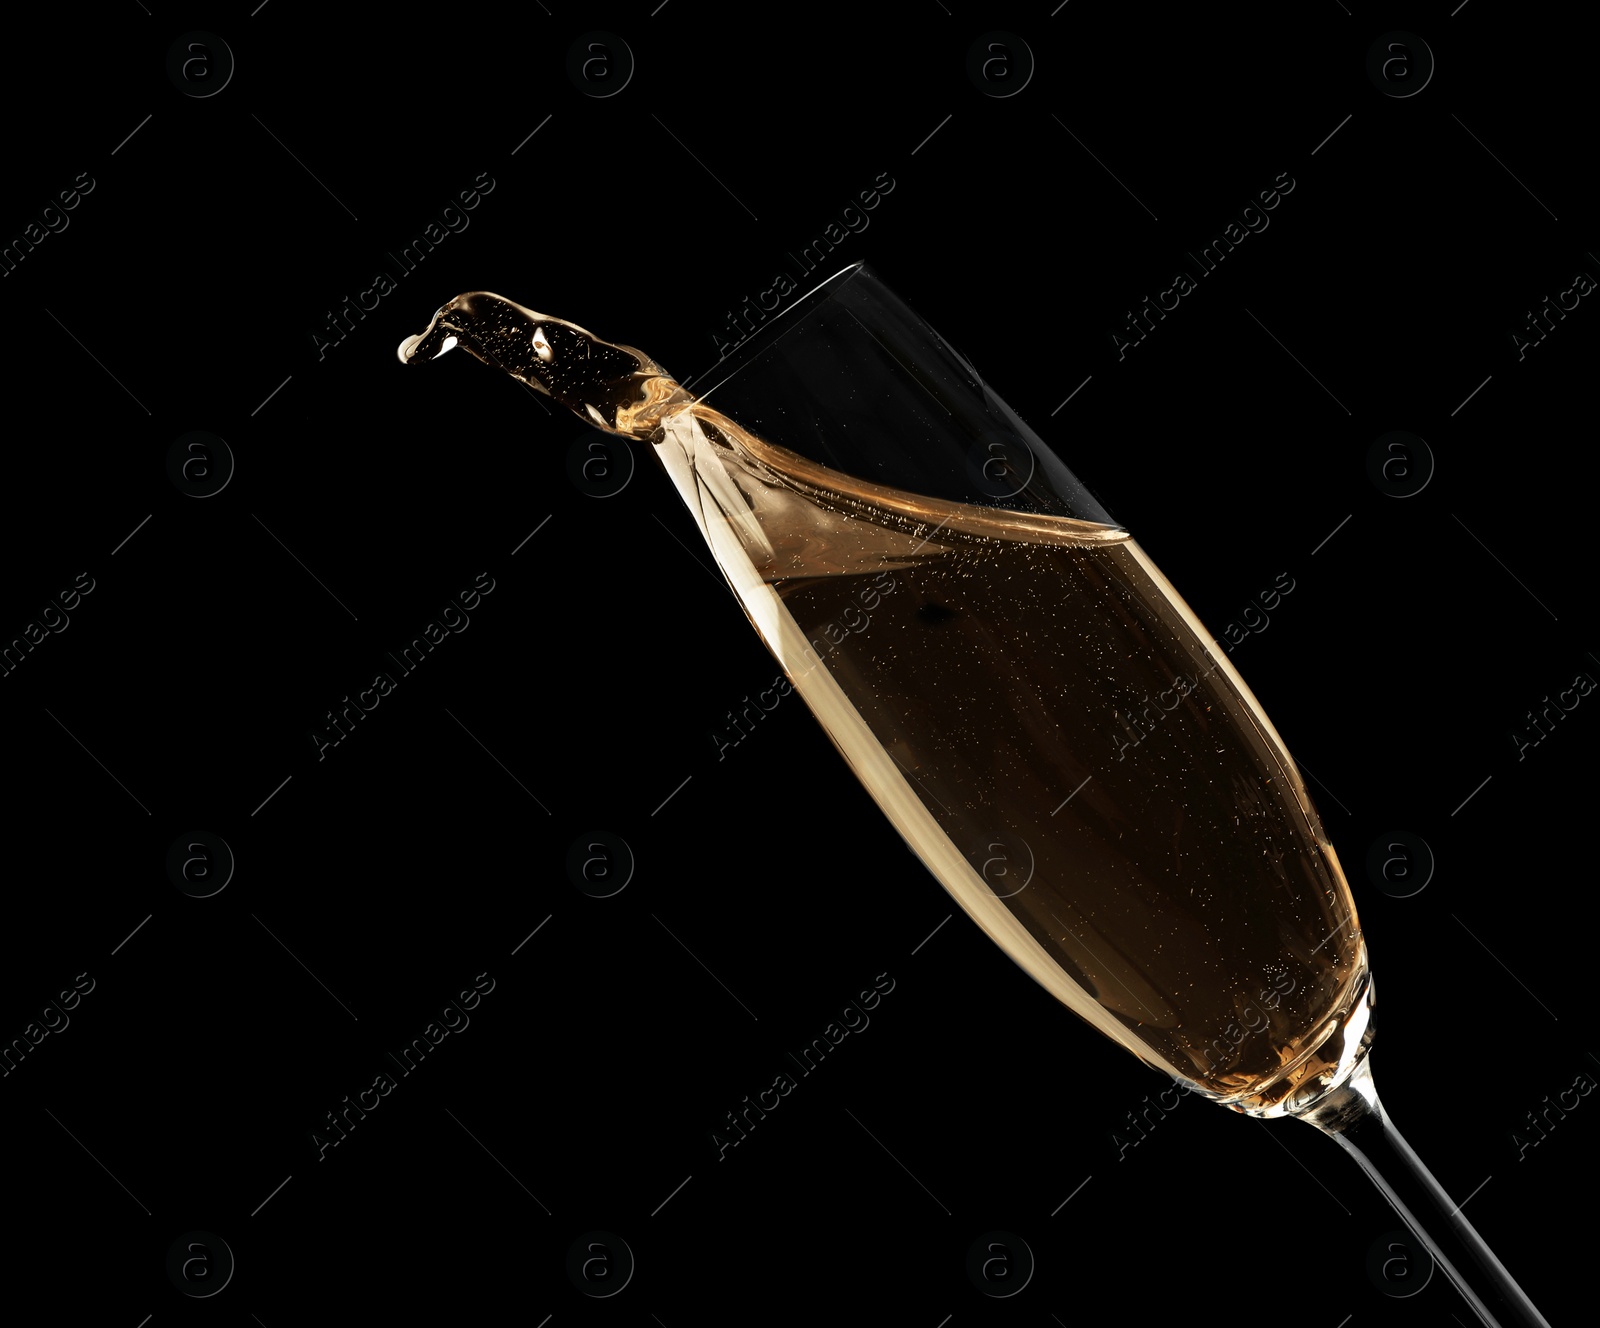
[400,283,1555,1327]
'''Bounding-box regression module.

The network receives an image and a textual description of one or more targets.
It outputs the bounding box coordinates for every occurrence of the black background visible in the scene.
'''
[3,6,1594,1325]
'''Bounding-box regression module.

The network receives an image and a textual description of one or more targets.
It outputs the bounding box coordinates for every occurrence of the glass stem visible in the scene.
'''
[1296,1057,1550,1328]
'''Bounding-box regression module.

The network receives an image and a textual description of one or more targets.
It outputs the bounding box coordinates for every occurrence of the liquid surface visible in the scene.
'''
[400,293,1369,1113]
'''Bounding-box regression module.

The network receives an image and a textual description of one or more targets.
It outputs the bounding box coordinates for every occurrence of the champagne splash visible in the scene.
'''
[398,291,689,436]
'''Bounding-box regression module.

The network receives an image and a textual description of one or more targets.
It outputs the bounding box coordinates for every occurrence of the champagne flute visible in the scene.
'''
[399,262,1550,1328]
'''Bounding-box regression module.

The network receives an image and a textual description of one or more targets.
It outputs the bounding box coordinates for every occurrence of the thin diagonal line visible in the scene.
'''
[1050,909,1157,1019]
[44,1108,151,1214]
[651,774,693,816]
[1452,914,1557,1020]
[652,913,758,1020]
[1051,1174,1093,1215]
[44,309,150,413]
[1311,513,1352,556]
[252,914,359,1020]
[892,752,951,815]
[1451,0,1471,12]
[1051,115,1157,220]
[251,514,359,620]
[910,516,952,555]
[911,914,952,955]
[1293,756,1351,815]
[512,914,553,956]
[1451,514,1557,620]
[111,113,152,155]
[651,512,725,589]
[1310,113,1351,156]
[111,914,152,955]
[251,113,359,221]
[1310,911,1354,957]
[1256,1121,1350,1214]
[511,513,552,555]
[651,1173,692,1216]
[444,1108,552,1213]
[1446,1174,1492,1219]
[1450,773,1492,817]
[1451,373,1492,416]
[1052,375,1092,415]
[651,114,757,221]
[1052,774,1092,815]
[251,0,272,13]
[511,113,552,156]
[111,513,152,556]
[445,709,552,813]
[651,0,671,12]
[251,1173,293,1216]
[1450,115,1557,221]
[45,710,151,814]
[911,113,952,156]
[1243,308,1350,414]
[843,1107,950,1214]
[252,374,293,416]
[251,773,293,817]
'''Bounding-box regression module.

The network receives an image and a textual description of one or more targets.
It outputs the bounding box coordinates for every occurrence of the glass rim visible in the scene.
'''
[687,260,872,403]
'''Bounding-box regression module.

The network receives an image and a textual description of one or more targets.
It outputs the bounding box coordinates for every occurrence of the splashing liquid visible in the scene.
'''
[400,292,1369,1115]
